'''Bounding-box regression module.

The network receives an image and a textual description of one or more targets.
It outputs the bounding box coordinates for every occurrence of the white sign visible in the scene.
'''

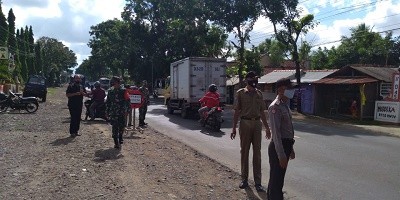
[129,94,142,104]
[393,74,400,100]
[374,101,400,123]
[0,47,8,60]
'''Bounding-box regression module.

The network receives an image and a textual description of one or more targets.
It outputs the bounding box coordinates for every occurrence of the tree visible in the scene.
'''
[258,39,287,68]
[260,0,317,113]
[206,0,261,84]
[37,37,77,86]
[18,28,28,81]
[27,26,36,75]
[310,47,329,70]
[7,8,20,79]
[0,2,7,46]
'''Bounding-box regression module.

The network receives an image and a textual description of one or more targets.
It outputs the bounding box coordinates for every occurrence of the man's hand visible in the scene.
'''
[230,128,236,140]
[265,129,271,139]
[279,157,288,169]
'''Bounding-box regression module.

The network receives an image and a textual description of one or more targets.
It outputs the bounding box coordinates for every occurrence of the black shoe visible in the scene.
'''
[114,144,120,149]
[70,134,76,138]
[239,180,249,189]
[255,184,265,192]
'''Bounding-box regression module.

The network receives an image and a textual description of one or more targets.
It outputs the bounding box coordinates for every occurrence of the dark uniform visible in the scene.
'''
[234,87,266,186]
[66,83,84,136]
[267,97,295,200]
[106,87,130,147]
[138,84,150,126]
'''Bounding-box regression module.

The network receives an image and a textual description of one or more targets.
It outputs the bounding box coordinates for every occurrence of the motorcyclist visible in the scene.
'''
[198,84,220,122]
[88,81,106,120]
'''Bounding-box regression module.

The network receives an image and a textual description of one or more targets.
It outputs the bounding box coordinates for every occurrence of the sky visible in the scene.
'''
[2,0,400,67]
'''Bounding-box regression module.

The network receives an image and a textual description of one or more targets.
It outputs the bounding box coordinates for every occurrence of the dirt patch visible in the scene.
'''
[0,86,263,199]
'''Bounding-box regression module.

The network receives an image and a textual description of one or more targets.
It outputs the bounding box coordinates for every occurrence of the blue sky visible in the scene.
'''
[3,0,400,66]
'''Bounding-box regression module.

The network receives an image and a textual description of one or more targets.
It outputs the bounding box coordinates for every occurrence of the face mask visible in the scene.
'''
[247,80,258,88]
[284,89,295,99]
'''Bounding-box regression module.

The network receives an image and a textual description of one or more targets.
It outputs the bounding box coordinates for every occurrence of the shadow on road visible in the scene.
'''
[50,136,75,146]
[93,148,124,162]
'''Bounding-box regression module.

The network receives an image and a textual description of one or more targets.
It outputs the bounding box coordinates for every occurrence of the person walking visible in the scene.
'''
[66,74,85,137]
[105,76,130,149]
[230,71,271,192]
[138,80,150,127]
[267,78,296,200]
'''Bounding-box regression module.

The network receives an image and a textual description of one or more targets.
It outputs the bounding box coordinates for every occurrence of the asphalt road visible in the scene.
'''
[142,100,400,200]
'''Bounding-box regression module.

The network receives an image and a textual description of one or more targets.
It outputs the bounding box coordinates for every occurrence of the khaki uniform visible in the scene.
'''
[234,87,266,185]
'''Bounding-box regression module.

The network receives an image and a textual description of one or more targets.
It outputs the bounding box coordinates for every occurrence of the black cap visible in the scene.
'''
[245,71,257,79]
[276,78,294,88]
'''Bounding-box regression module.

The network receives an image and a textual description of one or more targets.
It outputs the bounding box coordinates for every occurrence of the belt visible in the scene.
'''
[241,116,260,121]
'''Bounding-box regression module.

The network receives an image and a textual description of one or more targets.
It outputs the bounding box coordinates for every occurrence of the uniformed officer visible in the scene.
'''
[66,74,85,137]
[231,71,271,192]
[267,78,296,200]
[139,80,150,127]
[106,76,130,149]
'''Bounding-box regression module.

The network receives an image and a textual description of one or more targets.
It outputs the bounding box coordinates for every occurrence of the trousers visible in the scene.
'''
[267,139,294,200]
[239,119,262,185]
[69,106,82,134]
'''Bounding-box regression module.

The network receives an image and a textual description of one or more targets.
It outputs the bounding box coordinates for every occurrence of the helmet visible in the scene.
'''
[208,84,217,92]
[94,81,100,88]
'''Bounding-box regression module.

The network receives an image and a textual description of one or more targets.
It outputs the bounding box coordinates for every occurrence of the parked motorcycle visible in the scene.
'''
[200,106,224,131]
[0,91,39,113]
[84,99,107,121]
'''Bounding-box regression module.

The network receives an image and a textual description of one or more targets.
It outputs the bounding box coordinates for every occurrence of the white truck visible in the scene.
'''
[166,57,227,118]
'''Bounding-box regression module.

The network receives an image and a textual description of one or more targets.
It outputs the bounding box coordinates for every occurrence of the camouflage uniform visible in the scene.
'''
[106,87,130,145]
[138,84,150,126]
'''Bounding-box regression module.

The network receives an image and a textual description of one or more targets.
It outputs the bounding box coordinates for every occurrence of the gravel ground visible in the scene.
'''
[0,86,262,200]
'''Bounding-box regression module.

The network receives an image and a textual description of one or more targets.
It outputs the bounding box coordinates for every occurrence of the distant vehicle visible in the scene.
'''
[166,57,227,119]
[23,75,47,102]
[99,78,111,90]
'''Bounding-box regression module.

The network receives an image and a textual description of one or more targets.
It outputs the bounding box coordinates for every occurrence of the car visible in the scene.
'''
[23,75,47,102]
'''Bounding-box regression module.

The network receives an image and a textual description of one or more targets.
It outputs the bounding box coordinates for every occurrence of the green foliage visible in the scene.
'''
[0,3,8,46]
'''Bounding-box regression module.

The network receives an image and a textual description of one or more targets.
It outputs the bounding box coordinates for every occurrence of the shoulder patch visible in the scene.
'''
[271,108,276,114]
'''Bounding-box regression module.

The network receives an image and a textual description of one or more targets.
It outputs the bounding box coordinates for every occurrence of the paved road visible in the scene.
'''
[143,100,400,200]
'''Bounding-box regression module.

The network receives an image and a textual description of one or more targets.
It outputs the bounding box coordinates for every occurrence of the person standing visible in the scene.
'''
[88,81,106,120]
[66,74,85,137]
[231,71,271,192]
[267,78,296,200]
[138,80,150,127]
[124,84,134,127]
[105,76,130,149]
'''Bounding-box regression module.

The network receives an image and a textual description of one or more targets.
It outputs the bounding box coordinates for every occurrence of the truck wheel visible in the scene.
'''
[181,107,188,119]
[167,106,174,114]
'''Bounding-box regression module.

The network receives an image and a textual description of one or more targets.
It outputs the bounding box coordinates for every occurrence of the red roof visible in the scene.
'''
[313,77,378,84]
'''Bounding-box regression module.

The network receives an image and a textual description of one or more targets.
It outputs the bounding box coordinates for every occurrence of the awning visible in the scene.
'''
[313,77,378,84]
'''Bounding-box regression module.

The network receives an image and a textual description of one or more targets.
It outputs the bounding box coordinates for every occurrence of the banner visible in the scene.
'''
[392,73,400,101]
[374,101,400,123]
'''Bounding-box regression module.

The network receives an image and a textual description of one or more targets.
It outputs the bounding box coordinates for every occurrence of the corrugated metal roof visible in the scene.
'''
[313,77,379,84]
[226,75,240,86]
[259,70,297,84]
[349,66,397,82]
[300,70,338,83]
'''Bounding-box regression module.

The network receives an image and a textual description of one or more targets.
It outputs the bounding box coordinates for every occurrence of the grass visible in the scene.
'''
[47,87,57,95]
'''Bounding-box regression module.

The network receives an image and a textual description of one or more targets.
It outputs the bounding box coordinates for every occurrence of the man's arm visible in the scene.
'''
[66,85,82,98]
[261,110,271,139]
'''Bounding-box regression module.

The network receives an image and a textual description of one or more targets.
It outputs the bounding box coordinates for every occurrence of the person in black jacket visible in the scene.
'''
[66,75,85,137]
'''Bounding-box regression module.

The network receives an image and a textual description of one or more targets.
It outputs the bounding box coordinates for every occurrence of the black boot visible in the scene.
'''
[113,138,120,149]
[119,134,124,144]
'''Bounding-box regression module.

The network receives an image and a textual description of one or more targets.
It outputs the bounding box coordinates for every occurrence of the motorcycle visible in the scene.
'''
[200,106,224,131]
[0,91,39,113]
[152,89,158,99]
[84,99,107,121]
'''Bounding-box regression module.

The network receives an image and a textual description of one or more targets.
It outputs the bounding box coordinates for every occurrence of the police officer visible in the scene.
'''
[231,71,271,192]
[139,80,150,127]
[267,78,296,200]
[66,74,85,137]
[105,76,130,149]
